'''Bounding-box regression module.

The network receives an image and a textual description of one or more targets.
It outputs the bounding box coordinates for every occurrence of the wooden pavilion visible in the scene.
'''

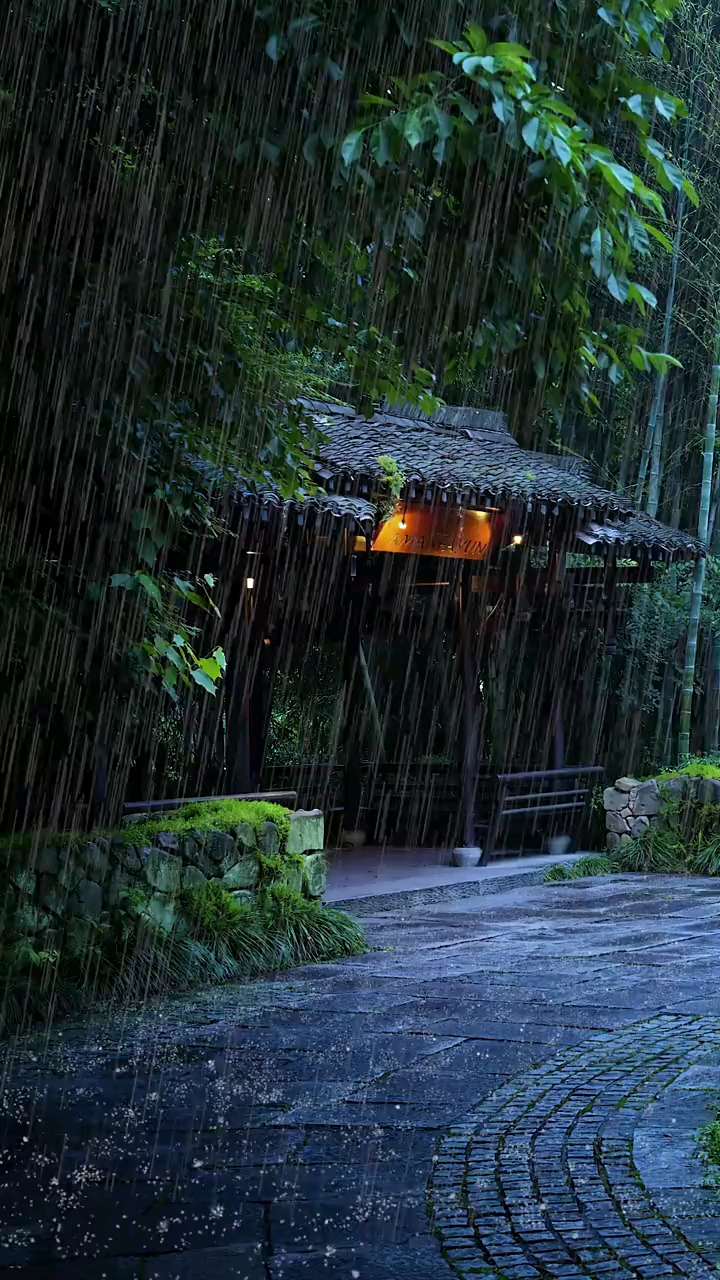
[206,400,703,852]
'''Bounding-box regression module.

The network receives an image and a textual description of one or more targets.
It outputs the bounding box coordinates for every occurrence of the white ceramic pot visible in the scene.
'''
[451,846,482,868]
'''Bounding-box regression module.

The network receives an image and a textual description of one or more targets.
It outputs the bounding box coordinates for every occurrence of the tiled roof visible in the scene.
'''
[306,400,634,515]
[230,401,703,560]
[577,514,704,561]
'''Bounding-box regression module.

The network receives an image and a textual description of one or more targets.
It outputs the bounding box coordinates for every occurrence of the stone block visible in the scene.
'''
[231,821,257,853]
[156,831,179,851]
[230,890,254,908]
[302,852,327,899]
[144,850,182,895]
[697,776,720,806]
[606,811,630,834]
[603,788,627,812]
[39,874,68,916]
[662,776,688,800]
[615,776,640,792]
[36,847,59,876]
[204,830,236,863]
[287,809,325,855]
[57,850,83,890]
[181,864,207,890]
[618,833,632,846]
[105,867,137,909]
[11,868,36,897]
[81,841,110,883]
[114,843,142,873]
[12,903,42,936]
[70,878,103,919]
[137,846,153,866]
[143,892,177,934]
[630,815,650,837]
[606,832,620,852]
[222,854,260,891]
[219,846,240,876]
[259,821,280,855]
[631,779,661,817]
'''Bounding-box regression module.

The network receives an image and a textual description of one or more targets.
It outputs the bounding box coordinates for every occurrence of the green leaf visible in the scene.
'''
[110,573,137,590]
[198,656,221,681]
[462,55,497,75]
[360,93,392,106]
[165,645,183,670]
[341,131,363,166]
[551,134,572,166]
[136,573,162,605]
[213,647,227,672]
[429,39,458,54]
[648,352,682,373]
[191,668,217,695]
[464,23,487,54]
[522,117,540,151]
[302,133,319,165]
[370,123,391,165]
[625,93,644,116]
[643,221,673,251]
[203,572,216,587]
[682,177,699,208]
[453,94,479,124]
[403,111,424,149]
[486,42,532,58]
[607,274,629,303]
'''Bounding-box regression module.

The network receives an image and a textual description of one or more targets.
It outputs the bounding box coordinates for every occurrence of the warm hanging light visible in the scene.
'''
[398,503,408,530]
[512,534,523,546]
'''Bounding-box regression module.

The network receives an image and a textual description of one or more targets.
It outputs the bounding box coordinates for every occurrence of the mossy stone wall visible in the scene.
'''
[1,806,326,950]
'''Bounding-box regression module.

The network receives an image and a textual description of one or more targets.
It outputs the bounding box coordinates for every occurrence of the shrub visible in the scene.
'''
[0,882,366,1036]
[544,863,571,881]
[544,855,616,883]
[687,836,720,877]
[612,828,686,873]
[180,880,243,940]
[568,855,616,878]
[695,1119,720,1184]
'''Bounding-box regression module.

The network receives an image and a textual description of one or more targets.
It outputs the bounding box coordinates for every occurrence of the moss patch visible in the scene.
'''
[656,756,720,781]
[0,798,292,856]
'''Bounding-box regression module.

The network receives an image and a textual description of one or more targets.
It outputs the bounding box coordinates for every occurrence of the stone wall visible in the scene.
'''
[603,774,720,849]
[1,808,327,948]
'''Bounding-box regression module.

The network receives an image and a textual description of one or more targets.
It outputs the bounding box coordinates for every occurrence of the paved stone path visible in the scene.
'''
[3,873,720,1279]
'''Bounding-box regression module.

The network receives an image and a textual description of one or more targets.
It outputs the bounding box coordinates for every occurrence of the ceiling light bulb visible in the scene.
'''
[246,576,255,589]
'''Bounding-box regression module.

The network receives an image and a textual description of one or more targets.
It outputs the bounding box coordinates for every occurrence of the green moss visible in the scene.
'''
[125,798,291,848]
[0,798,292,855]
[656,755,720,781]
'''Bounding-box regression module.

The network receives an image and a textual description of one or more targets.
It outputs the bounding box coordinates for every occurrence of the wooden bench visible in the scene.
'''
[121,790,298,821]
[482,765,604,862]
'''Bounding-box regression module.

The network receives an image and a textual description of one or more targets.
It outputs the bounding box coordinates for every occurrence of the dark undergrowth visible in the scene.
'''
[0,881,365,1037]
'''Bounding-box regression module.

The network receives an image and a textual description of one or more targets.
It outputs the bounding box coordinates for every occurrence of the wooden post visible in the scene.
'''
[460,570,480,849]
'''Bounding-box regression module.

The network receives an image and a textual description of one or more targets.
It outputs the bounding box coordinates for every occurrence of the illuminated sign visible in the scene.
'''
[372,505,493,560]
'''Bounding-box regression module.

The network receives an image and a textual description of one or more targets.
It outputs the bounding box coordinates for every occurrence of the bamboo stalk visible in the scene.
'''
[678,306,720,758]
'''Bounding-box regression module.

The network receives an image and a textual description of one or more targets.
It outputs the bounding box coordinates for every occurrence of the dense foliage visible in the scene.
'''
[1,0,719,827]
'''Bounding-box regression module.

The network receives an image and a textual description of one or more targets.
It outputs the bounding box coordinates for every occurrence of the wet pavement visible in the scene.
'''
[3,873,720,1279]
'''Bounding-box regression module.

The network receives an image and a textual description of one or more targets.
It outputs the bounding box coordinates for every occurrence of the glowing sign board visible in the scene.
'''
[372,506,492,560]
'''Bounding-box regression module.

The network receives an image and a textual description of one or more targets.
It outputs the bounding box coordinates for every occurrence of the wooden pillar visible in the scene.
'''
[460,569,480,849]
[342,576,364,833]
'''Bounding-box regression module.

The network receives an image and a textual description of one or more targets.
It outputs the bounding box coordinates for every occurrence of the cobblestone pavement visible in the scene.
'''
[3,873,720,1279]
